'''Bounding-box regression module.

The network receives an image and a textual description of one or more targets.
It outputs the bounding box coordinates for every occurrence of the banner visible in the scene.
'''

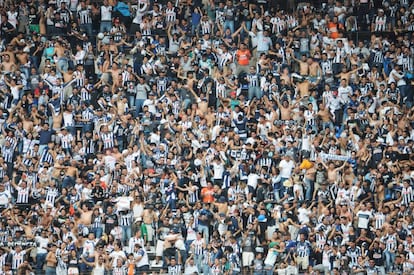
[320,153,350,162]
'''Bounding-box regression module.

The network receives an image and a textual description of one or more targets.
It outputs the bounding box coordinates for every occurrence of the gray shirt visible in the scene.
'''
[136,83,150,99]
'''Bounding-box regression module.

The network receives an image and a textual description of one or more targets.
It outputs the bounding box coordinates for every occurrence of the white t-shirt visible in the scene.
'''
[337,85,352,104]
[109,250,126,267]
[212,162,224,180]
[279,159,295,179]
[101,5,112,21]
[298,207,311,224]
[35,236,49,254]
[247,173,260,189]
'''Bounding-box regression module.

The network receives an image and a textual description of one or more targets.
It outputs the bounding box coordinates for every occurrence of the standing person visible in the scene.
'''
[45,244,58,275]
[296,233,312,273]
[197,203,213,243]
[382,226,397,273]
[190,231,205,272]
[133,243,149,274]
[0,14,16,44]
[78,0,93,38]
[142,205,157,248]
[104,205,118,236]
[2,139,15,178]
[223,0,235,34]
[119,210,132,247]
[35,230,50,274]
[100,0,112,33]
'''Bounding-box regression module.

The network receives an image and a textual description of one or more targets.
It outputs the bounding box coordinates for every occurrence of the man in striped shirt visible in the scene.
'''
[167,254,182,275]
[57,127,74,156]
[1,139,14,178]
[346,240,361,269]
[99,124,116,151]
[11,174,30,209]
[77,1,93,38]
[119,210,132,247]
[296,233,312,272]
[39,142,55,168]
[191,231,205,272]
[246,66,261,100]
[382,227,397,272]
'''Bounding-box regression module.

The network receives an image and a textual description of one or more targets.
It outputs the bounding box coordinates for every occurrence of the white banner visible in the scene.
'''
[320,153,350,162]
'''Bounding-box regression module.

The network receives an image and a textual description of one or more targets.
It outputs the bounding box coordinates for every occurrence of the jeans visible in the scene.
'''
[322,121,334,131]
[135,99,146,117]
[36,252,47,273]
[194,254,203,273]
[122,225,132,246]
[399,84,408,104]
[274,188,281,202]
[45,266,56,275]
[62,176,75,189]
[30,56,40,70]
[202,265,211,275]
[198,224,209,243]
[66,126,76,136]
[183,98,192,109]
[117,138,125,152]
[248,86,261,100]
[385,251,395,272]
[57,58,69,73]
[128,94,136,109]
[92,227,103,239]
[100,21,112,33]
[264,264,274,275]
[80,23,93,38]
[304,178,314,201]
[224,20,234,33]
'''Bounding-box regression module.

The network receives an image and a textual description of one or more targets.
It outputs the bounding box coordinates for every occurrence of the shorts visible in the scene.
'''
[242,251,255,267]
[155,240,164,257]
[68,267,79,275]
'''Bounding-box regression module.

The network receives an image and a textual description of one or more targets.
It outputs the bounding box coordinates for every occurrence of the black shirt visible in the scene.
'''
[0,21,15,44]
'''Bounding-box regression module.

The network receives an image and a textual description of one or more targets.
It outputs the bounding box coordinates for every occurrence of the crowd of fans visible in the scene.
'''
[0,0,414,274]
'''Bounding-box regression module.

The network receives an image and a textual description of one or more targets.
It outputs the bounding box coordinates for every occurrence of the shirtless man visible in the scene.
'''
[142,205,158,246]
[106,62,121,86]
[319,160,347,184]
[45,243,58,274]
[280,68,292,86]
[317,103,334,130]
[52,157,67,180]
[62,159,79,189]
[296,81,311,98]
[0,44,17,64]
[51,111,63,132]
[54,40,68,73]
[291,51,309,76]
[40,206,54,228]
[16,49,31,71]
[335,65,362,83]
[275,96,294,121]
[212,195,229,215]
[308,58,322,86]
[11,211,37,239]
[77,203,93,226]
[58,66,75,83]
[20,113,34,134]
[0,54,17,73]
